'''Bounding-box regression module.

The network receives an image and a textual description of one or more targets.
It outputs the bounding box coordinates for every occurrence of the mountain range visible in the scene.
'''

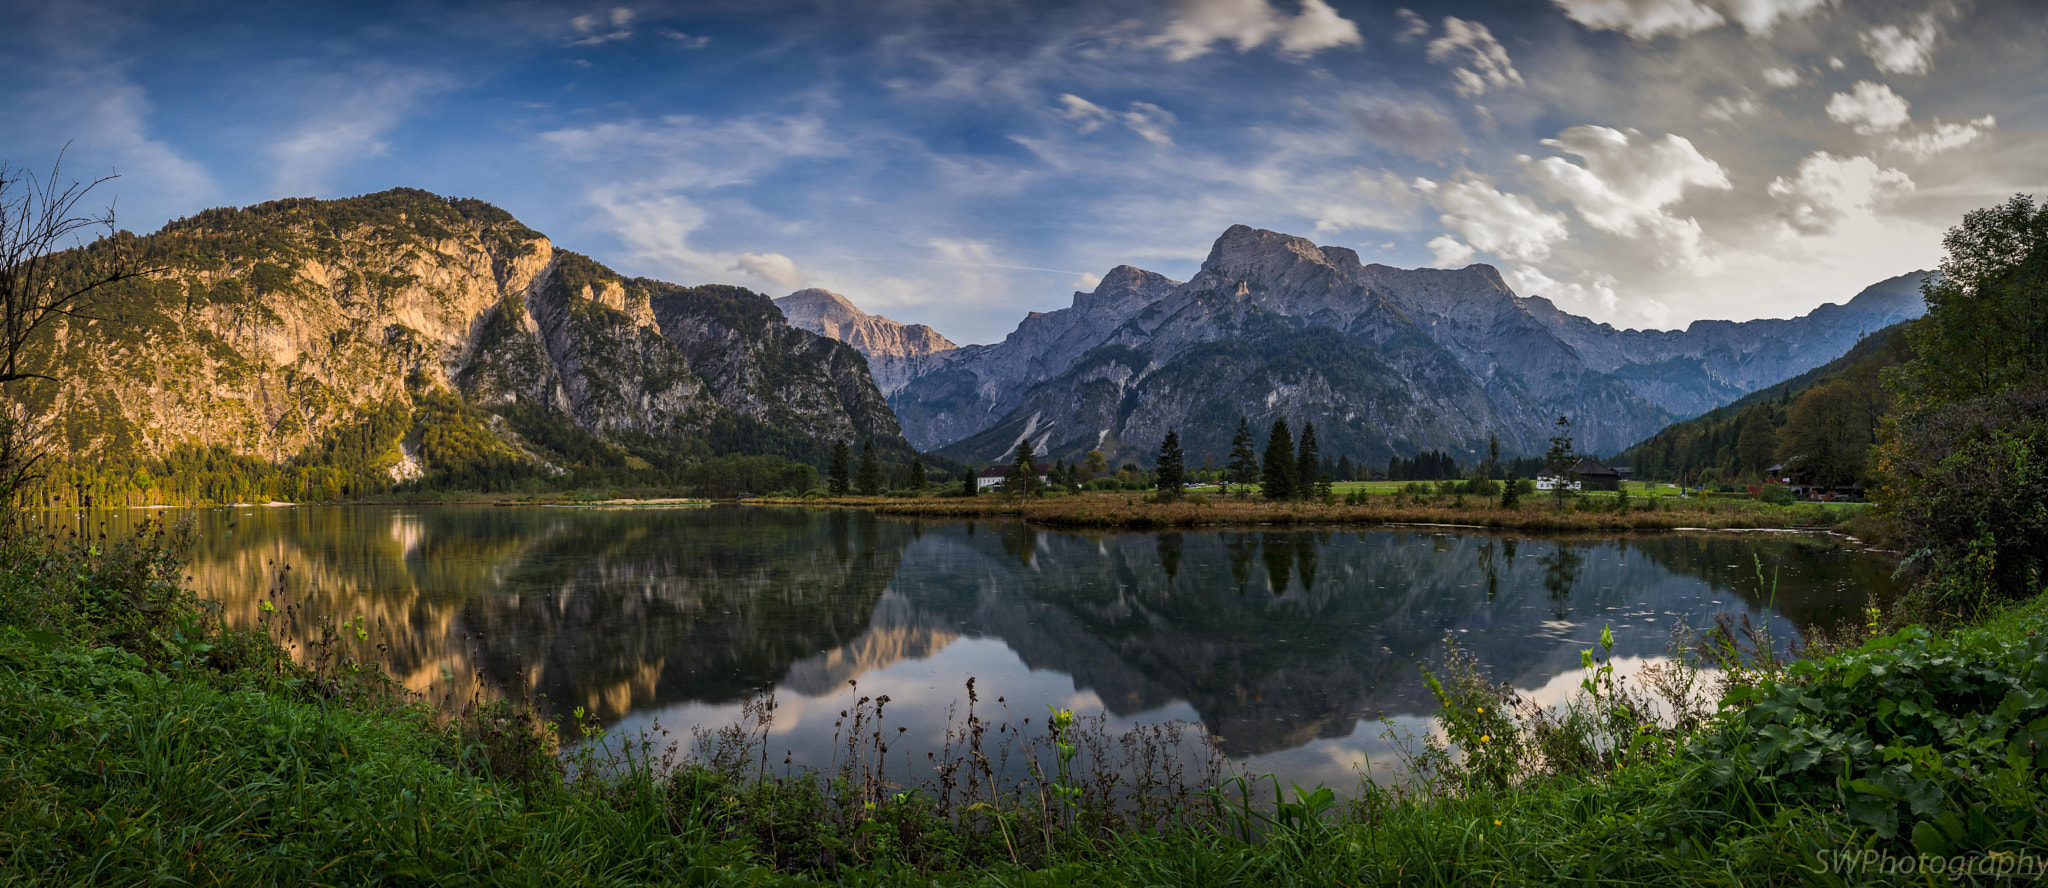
[788,225,1926,468]
[25,188,909,493]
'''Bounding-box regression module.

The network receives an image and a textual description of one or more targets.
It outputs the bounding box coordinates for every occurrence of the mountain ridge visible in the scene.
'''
[798,225,1926,468]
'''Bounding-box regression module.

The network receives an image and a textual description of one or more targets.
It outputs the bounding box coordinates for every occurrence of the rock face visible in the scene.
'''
[30,188,908,487]
[884,225,1925,467]
[773,288,958,394]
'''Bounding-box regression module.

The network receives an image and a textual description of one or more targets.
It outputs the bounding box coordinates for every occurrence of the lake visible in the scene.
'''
[100,504,1901,789]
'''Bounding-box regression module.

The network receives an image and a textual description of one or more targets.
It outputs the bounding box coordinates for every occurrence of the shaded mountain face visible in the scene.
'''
[869,225,1924,468]
[25,188,907,486]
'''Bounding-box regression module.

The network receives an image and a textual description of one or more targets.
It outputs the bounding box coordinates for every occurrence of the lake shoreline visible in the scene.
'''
[754,491,1862,534]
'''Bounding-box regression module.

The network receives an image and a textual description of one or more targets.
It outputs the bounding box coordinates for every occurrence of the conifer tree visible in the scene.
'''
[1155,428,1185,500]
[1227,418,1261,496]
[908,456,927,494]
[1261,419,1295,500]
[827,439,851,495]
[1295,422,1320,501]
[1544,416,1578,501]
[1004,439,1040,496]
[854,439,882,495]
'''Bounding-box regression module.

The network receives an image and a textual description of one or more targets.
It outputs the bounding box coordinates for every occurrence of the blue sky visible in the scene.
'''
[4,0,2042,344]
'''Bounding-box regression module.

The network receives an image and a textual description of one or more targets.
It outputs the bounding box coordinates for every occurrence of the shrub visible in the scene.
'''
[1759,483,1796,505]
[1878,381,2048,609]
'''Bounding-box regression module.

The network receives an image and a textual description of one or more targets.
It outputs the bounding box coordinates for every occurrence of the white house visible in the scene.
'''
[977,464,1048,490]
[1534,473,1581,491]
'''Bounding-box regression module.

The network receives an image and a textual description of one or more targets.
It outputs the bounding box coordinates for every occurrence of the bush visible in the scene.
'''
[1759,483,1796,505]
[1879,381,2048,609]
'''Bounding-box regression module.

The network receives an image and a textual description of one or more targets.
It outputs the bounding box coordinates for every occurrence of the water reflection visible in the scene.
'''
[138,506,1897,780]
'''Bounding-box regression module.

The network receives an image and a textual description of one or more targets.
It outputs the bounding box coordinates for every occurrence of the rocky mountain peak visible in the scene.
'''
[775,288,866,325]
[1202,225,1338,282]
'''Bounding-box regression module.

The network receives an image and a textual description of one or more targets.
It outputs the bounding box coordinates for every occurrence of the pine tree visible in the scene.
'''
[1501,473,1522,508]
[827,439,851,495]
[854,439,882,495]
[1262,419,1295,501]
[1155,428,1186,500]
[1335,454,1355,482]
[1294,422,1320,501]
[1004,439,1040,496]
[1227,418,1261,496]
[908,456,927,494]
[1316,473,1335,501]
[1485,433,1501,481]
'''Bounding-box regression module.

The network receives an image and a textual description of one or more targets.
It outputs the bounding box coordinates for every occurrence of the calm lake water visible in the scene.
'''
[108,504,1900,788]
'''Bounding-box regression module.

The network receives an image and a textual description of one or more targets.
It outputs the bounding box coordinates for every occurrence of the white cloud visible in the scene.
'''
[1278,0,1364,54]
[1424,17,1525,98]
[1426,235,1475,267]
[1505,265,1625,316]
[1825,81,1911,134]
[1525,126,1730,273]
[1393,7,1430,41]
[1419,176,1570,262]
[1767,151,1913,235]
[656,29,710,49]
[1149,0,1361,61]
[1072,271,1104,290]
[1551,0,1723,40]
[1719,0,1837,34]
[1861,13,1940,76]
[1889,114,1995,160]
[1761,66,1803,88]
[734,252,805,289]
[1551,0,1834,38]
[1703,92,1763,121]
[1058,94,1177,145]
[1828,56,1845,70]
[269,71,448,197]
[567,7,636,46]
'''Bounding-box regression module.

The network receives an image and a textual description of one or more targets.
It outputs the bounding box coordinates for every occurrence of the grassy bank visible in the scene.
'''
[4,517,2044,884]
[766,489,1866,534]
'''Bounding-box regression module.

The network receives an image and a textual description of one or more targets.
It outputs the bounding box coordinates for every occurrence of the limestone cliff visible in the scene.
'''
[23,188,908,496]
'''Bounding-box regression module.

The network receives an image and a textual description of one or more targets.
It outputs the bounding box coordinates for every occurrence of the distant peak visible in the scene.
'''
[774,288,866,323]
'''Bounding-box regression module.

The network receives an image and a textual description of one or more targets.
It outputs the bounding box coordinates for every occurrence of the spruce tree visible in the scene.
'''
[855,439,882,495]
[1155,428,1186,500]
[1295,422,1320,501]
[1227,418,1261,496]
[1004,439,1040,496]
[827,439,851,495]
[1262,419,1295,501]
[1336,454,1355,482]
[1501,473,1521,508]
[908,456,927,494]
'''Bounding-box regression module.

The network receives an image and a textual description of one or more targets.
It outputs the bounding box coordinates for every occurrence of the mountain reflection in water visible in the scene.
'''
[156,505,1896,777]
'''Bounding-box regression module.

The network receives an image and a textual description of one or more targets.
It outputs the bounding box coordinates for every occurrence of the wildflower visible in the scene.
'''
[1494,819,1502,826]
[1480,734,1490,743]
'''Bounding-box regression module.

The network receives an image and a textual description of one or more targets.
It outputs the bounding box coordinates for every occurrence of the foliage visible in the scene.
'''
[1544,415,1578,499]
[1225,418,1259,496]
[1621,323,1912,486]
[1260,419,1295,501]
[855,439,883,496]
[828,439,851,496]
[1897,194,2048,406]
[1292,422,1319,501]
[1153,428,1184,501]
[1878,381,2048,611]
[1004,438,1041,497]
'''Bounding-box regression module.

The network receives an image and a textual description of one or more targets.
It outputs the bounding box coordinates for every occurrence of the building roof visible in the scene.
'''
[977,464,1049,479]
[1571,457,1620,478]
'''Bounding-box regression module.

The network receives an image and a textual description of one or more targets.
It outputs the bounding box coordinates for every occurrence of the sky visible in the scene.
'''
[2,0,2042,345]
